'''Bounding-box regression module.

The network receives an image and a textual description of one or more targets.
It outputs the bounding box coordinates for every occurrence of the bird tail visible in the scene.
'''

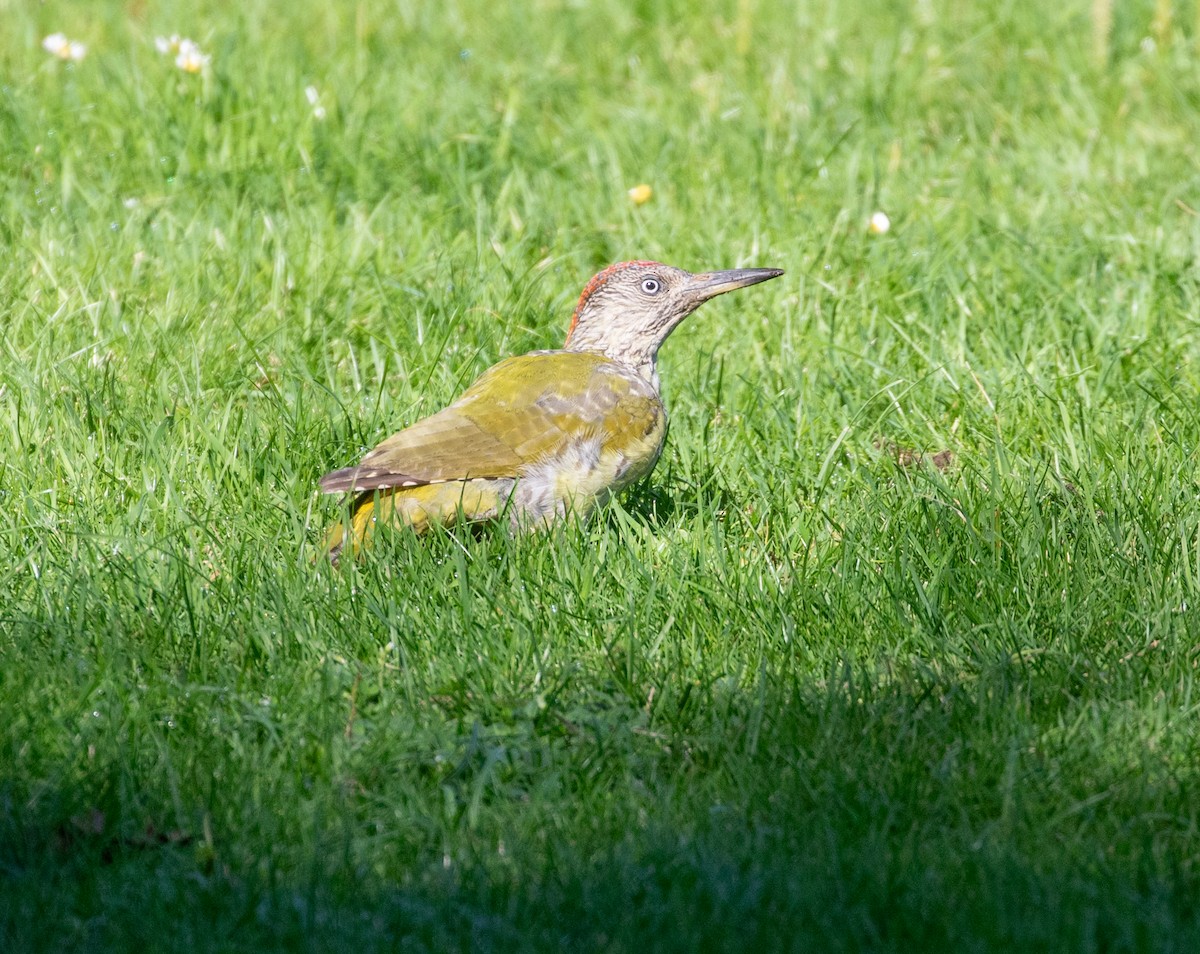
[321,491,388,564]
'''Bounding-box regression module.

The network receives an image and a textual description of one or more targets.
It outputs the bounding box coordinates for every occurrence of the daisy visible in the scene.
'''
[43,33,86,62]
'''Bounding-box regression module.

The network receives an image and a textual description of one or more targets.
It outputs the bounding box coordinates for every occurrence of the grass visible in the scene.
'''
[3,0,1200,949]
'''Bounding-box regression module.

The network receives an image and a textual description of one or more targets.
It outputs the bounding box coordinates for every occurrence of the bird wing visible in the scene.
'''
[319,352,663,493]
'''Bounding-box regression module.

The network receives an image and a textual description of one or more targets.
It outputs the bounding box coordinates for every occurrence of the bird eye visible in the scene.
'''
[640,277,662,295]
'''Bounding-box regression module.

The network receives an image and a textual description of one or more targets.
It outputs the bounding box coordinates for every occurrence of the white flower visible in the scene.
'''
[868,211,891,235]
[156,34,208,72]
[43,33,86,61]
[304,85,327,120]
[175,40,210,74]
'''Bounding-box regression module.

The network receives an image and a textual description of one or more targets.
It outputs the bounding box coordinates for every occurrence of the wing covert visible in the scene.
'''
[319,352,663,493]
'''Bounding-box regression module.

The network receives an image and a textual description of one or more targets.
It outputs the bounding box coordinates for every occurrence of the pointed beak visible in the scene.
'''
[686,267,784,303]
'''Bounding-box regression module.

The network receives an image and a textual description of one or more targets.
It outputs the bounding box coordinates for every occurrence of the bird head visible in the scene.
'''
[563,261,784,376]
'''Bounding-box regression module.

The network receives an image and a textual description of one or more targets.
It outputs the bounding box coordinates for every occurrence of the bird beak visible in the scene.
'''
[686,267,785,302]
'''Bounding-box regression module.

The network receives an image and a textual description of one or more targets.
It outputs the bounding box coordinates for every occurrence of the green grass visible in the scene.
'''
[3,0,1200,950]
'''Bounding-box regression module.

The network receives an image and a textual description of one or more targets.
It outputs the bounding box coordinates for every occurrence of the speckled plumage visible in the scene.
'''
[320,260,782,560]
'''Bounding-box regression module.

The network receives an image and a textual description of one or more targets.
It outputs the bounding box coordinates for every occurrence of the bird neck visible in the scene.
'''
[563,337,662,392]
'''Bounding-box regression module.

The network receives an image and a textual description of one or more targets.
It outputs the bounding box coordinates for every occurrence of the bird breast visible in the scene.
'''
[510,415,666,525]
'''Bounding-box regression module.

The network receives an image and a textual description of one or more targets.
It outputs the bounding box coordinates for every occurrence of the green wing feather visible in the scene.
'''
[320,352,663,493]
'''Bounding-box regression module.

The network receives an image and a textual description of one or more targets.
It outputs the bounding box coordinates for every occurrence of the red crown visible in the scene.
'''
[565,260,664,344]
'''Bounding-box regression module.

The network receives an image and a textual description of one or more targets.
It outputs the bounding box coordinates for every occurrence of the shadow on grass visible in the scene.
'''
[613,471,741,529]
[3,658,1198,954]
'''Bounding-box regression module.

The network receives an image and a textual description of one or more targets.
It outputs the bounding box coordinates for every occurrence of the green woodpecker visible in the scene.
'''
[320,260,783,559]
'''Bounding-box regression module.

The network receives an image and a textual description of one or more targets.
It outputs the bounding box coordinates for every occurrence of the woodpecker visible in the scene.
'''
[320,260,783,559]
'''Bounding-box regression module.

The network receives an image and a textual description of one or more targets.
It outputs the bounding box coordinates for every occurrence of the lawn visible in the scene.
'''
[2,0,1200,950]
